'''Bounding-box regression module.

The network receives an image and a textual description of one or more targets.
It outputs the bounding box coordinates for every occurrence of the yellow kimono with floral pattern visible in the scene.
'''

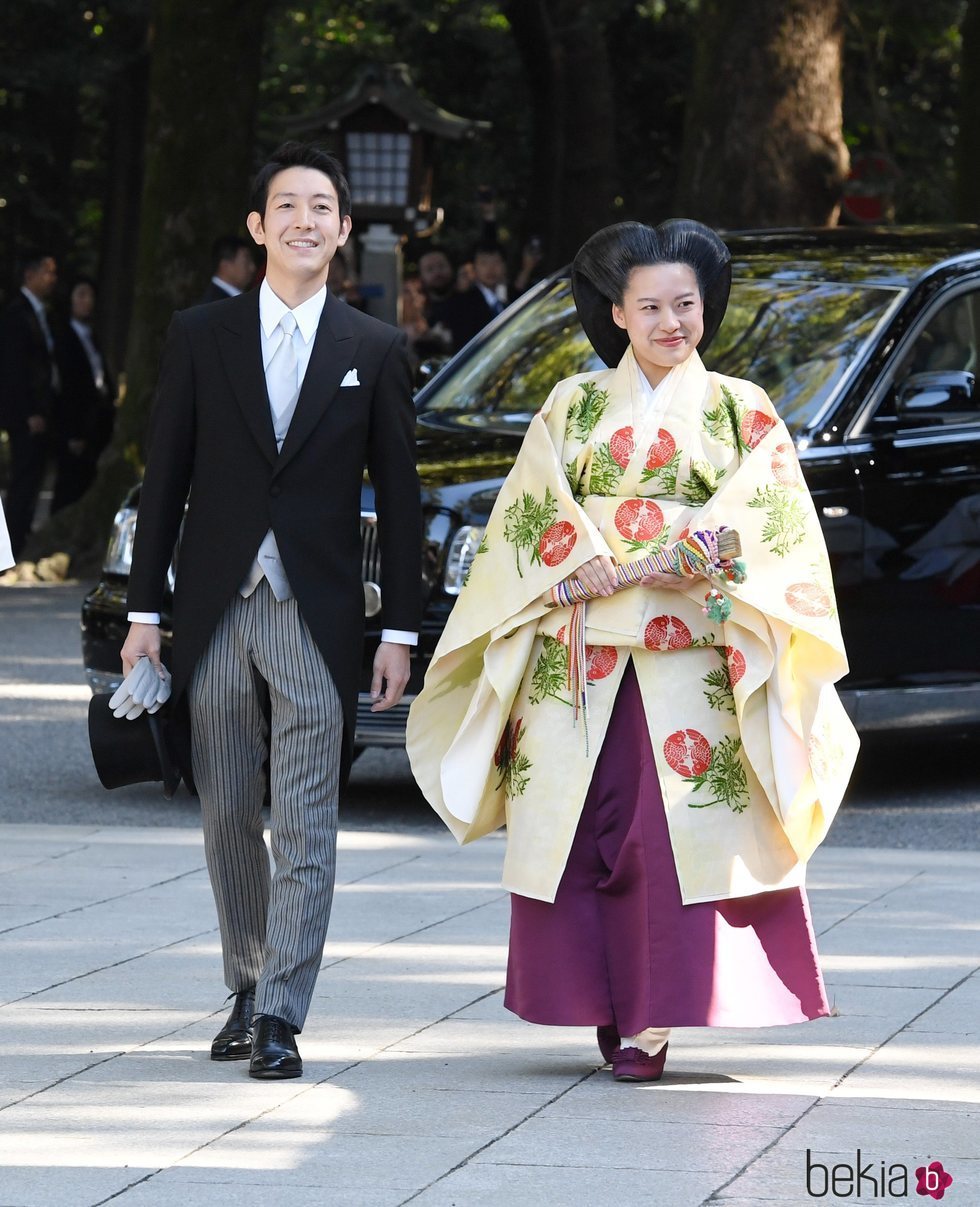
[406,347,858,904]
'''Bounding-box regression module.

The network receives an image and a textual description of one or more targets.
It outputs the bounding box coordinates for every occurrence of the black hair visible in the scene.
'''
[572,219,732,367]
[471,241,504,261]
[249,142,352,219]
[210,235,252,271]
[19,251,55,280]
[572,220,728,306]
[418,245,453,265]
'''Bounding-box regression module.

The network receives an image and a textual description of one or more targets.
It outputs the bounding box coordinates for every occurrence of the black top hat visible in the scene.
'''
[571,219,732,368]
[88,693,181,800]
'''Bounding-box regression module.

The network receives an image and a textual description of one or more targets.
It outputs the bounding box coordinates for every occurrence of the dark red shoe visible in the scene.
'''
[611,1041,668,1082]
[597,1024,621,1063]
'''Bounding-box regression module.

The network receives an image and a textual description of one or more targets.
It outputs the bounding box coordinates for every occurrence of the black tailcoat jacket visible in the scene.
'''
[127,288,422,781]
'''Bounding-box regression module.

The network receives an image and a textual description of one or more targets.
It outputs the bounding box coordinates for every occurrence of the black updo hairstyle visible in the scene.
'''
[571,219,732,368]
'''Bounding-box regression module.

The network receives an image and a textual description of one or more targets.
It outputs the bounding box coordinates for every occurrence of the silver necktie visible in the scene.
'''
[267,311,300,450]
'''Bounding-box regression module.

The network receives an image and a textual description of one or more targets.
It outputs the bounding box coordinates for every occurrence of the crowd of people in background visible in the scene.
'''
[0,253,117,561]
[0,195,543,562]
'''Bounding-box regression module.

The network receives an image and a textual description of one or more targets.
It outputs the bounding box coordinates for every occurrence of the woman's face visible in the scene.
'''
[611,262,704,385]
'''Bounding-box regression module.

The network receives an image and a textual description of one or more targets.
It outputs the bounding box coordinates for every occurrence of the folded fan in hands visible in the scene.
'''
[548,527,746,611]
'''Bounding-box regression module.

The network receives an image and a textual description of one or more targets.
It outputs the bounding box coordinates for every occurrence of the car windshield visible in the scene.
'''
[418,275,902,436]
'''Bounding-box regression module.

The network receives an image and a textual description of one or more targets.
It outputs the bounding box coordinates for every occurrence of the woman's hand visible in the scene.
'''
[571,554,619,598]
[635,569,691,590]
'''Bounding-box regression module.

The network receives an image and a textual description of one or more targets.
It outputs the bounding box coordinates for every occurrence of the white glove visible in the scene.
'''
[108,657,172,720]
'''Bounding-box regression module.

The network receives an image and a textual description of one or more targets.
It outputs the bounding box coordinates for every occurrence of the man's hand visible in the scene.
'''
[370,641,411,712]
[26,414,46,435]
[121,622,163,677]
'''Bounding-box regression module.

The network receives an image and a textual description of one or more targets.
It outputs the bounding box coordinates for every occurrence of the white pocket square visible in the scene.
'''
[341,369,360,387]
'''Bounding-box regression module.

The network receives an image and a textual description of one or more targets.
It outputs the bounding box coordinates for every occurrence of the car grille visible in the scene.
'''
[361,511,381,584]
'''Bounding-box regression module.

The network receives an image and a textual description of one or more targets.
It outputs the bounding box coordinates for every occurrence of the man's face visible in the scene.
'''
[25,258,57,300]
[473,251,505,290]
[225,246,256,291]
[246,167,351,287]
[419,251,453,293]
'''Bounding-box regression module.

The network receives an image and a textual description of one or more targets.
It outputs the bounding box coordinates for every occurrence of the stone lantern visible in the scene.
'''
[285,63,490,324]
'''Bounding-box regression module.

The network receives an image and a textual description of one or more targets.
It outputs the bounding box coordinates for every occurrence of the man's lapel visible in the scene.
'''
[214,292,278,466]
[274,290,356,476]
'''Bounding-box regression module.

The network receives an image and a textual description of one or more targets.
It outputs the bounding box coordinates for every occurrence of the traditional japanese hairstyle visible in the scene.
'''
[571,219,732,368]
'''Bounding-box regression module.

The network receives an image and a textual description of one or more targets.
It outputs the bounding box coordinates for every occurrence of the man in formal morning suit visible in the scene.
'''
[197,234,257,305]
[122,143,422,1080]
[0,252,61,560]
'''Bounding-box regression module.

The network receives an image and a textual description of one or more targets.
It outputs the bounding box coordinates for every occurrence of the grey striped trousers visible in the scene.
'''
[189,578,343,1032]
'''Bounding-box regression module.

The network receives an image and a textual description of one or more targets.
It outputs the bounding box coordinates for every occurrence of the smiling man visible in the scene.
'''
[121,142,422,1079]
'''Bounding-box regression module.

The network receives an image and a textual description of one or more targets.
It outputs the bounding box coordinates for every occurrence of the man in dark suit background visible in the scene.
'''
[433,241,509,353]
[121,143,422,1080]
[0,252,60,560]
[196,234,257,305]
[51,276,116,514]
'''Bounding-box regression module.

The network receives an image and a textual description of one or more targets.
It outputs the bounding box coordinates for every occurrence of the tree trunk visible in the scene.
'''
[98,11,152,378]
[504,0,620,266]
[675,0,849,227]
[956,0,980,222]
[27,0,270,570]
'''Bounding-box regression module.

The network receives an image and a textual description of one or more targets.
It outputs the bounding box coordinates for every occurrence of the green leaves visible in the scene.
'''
[703,384,748,452]
[702,649,736,714]
[747,484,808,556]
[566,380,611,441]
[681,459,725,505]
[686,735,749,812]
[529,635,570,706]
[588,442,627,496]
[502,486,558,577]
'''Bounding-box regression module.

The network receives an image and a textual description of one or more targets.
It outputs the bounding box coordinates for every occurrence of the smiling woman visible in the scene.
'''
[408,218,859,1084]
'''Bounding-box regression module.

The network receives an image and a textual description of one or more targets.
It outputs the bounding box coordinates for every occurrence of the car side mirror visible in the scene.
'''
[895,370,976,427]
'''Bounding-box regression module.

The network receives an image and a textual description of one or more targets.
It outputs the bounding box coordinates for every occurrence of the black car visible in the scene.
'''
[82,227,980,749]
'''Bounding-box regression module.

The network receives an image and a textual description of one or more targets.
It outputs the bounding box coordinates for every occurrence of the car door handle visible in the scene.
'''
[821,506,850,518]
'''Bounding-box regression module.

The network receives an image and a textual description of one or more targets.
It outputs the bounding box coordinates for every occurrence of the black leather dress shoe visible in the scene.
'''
[210,988,255,1061]
[249,1014,303,1080]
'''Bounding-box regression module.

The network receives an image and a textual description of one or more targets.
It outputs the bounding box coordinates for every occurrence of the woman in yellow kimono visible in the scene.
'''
[407,220,858,1081]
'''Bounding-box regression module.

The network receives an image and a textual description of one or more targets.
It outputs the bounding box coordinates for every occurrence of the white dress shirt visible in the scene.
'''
[211,275,240,297]
[70,319,106,392]
[129,278,416,645]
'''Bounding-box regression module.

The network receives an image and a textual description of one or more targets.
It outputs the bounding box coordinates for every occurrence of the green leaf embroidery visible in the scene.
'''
[681,459,725,505]
[461,536,489,588]
[703,385,750,454]
[494,716,532,797]
[747,484,808,557]
[686,735,749,812]
[529,635,571,707]
[565,457,584,501]
[620,527,670,556]
[502,487,558,578]
[566,380,611,441]
[639,448,682,494]
[588,442,626,496]
[702,648,735,714]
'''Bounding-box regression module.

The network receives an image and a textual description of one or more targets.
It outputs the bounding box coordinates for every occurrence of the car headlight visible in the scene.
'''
[103,507,138,576]
[443,524,486,595]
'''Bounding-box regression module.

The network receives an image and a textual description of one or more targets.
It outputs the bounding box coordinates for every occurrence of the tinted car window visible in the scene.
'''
[421,276,901,437]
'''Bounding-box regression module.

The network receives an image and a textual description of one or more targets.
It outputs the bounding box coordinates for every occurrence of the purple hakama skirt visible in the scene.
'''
[505,661,829,1036]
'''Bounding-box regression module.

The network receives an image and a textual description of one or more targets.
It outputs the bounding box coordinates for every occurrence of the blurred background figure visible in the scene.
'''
[437,241,509,353]
[328,248,366,310]
[417,247,456,315]
[0,251,60,560]
[197,235,256,304]
[51,276,116,514]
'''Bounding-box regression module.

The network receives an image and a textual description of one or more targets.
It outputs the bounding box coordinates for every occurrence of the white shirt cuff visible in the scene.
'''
[380,629,418,646]
[128,612,161,625]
